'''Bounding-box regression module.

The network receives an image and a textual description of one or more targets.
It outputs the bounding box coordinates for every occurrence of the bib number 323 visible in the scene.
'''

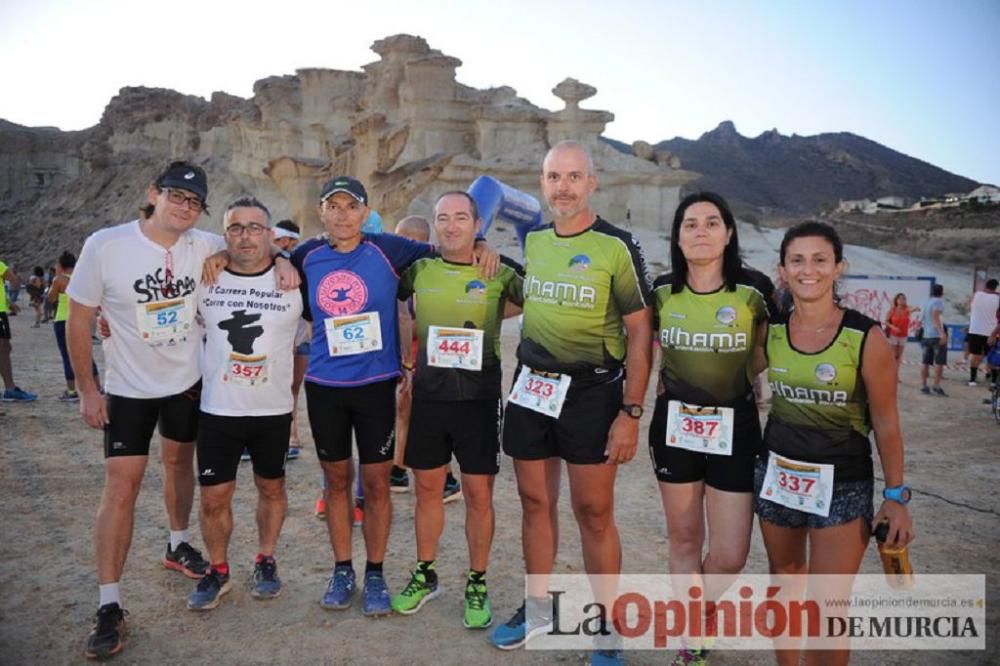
[508,367,571,418]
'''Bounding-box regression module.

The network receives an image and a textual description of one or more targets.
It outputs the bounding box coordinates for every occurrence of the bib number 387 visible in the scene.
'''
[665,401,734,456]
[508,367,571,418]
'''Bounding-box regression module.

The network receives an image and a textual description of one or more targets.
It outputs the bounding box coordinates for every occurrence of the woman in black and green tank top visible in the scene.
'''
[649,192,775,661]
[755,222,913,664]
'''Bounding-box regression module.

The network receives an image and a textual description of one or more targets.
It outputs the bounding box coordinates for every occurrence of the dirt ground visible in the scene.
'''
[1,305,997,665]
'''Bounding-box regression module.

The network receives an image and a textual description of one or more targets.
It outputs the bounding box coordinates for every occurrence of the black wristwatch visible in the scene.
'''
[621,403,643,419]
[277,250,292,261]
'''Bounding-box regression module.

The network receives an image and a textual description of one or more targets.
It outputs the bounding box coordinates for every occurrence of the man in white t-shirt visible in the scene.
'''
[967,278,1000,386]
[69,162,221,660]
[186,197,303,611]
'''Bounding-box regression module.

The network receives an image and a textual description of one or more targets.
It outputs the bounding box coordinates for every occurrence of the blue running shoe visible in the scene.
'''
[1,387,37,402]
[362,571,392,616]
[320,566,356,610]
[443,474,462,504]
[591,648,625,666]
[252,556,282,599]
[187,570,231,611]
[490,597,555,650]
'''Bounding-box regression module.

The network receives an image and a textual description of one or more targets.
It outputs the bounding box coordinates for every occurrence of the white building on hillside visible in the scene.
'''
[968,185,1000,204]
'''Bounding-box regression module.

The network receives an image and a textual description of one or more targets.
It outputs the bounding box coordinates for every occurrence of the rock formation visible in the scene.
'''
[0,34,697,266]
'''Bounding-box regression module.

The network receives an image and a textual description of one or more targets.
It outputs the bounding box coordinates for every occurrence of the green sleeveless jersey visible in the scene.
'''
[55,273,72,322]
[520,217,651,370]
[399,255,523,400]
[764,308,877,481]
[653,268,774,408]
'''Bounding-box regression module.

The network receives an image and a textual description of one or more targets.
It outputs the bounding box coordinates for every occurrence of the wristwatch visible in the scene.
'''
[621,403,643,419]
[883,485,912,505]
[277,249,292,261]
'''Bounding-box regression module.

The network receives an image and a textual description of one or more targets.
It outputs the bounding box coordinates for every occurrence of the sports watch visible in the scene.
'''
[882,485,912,505]
[621,403,643,419]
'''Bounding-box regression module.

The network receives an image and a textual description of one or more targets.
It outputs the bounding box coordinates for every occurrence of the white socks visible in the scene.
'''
[99,583,120,608]
[169,529,189,550]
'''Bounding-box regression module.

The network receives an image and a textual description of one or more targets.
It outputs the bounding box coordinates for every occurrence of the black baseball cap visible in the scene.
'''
[156,161,208,202]
[320,176,367,205]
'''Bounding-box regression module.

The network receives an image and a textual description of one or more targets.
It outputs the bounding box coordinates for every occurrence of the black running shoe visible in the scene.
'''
[84,602,126,660]
[163,542,209,578]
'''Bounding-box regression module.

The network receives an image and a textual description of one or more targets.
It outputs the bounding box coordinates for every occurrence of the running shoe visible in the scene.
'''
[240,448,251,462]
[464,578,493,629]
[391,568,439,614]
[443,474,463,504]
[920,385,931,395]
[252,556,282,599]
[591,649,625,665]
[968,381,978,387]
[390,467,410,493]
[932,386,948,396]
[1,387,38,402]
[490,597,555,650]
[163,542,209,578]
[671,647,709,665]
[187,569,231,611]
[314,495,327,519]
[287,446,301,461]
[58,390,80,402]
[362,571,392,616]
[83,602,126,660]
[320,566,356,610]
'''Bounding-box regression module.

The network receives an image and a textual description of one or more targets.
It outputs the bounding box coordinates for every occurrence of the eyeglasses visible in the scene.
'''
[165,188,205,212]
[225,223,269,237]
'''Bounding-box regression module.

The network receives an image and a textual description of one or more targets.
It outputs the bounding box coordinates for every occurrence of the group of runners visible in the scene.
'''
[9,140,925,665]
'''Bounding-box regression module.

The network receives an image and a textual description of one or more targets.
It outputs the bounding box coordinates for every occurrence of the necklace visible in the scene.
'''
[792,309,841,333]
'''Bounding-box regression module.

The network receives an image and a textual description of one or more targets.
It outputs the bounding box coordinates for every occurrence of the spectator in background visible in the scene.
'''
[884,293,917,376]
[919,284,948,396]
[26,266,46,328]
[966,279,999,387]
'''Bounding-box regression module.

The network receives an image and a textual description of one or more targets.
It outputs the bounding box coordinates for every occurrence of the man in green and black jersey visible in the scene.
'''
[491,141,653,658]
[390,192,524,629]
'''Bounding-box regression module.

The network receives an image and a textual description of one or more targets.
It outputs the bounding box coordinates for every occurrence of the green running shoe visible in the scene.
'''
[391,569,439,615]
[464,578,493,629]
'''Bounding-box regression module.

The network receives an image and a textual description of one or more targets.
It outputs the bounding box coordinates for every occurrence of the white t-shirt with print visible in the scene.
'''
[68,220,225,398]
[198,266,303,416]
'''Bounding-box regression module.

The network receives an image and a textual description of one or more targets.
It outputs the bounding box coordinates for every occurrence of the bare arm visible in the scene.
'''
[605,307,653,464]
[68,300,108,428]
[861,328,913,546]
[502,301,523,319]
[751,318,768,375]
[931,308,946,341]
[47,275,67,304]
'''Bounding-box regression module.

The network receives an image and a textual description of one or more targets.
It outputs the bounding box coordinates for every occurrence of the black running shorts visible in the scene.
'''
[305,379,396,464]
[104,381,201,457]
[502,372,623,465]
[966,333,988,356]
[405,397,502,475]
[0,312,10,340]
[196,412,291,485]
[647,393,761,492]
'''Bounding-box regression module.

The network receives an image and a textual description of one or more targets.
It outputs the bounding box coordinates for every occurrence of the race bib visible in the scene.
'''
[427,326,484,371]
[665,401,734,456]
[325,312,382,356]
[759,452,835,517]
[136,297,193,344]
[508,366,571,418]
[225,353,269,387]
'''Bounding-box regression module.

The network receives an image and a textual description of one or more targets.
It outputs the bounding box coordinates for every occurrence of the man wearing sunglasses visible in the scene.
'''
[186,197,302,611]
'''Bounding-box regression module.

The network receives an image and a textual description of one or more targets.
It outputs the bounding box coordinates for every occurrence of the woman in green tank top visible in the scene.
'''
[49,251,98,401]
[755,222,913,664]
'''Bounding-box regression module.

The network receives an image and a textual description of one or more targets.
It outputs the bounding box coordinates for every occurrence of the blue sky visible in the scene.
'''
[1,0,997,184]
